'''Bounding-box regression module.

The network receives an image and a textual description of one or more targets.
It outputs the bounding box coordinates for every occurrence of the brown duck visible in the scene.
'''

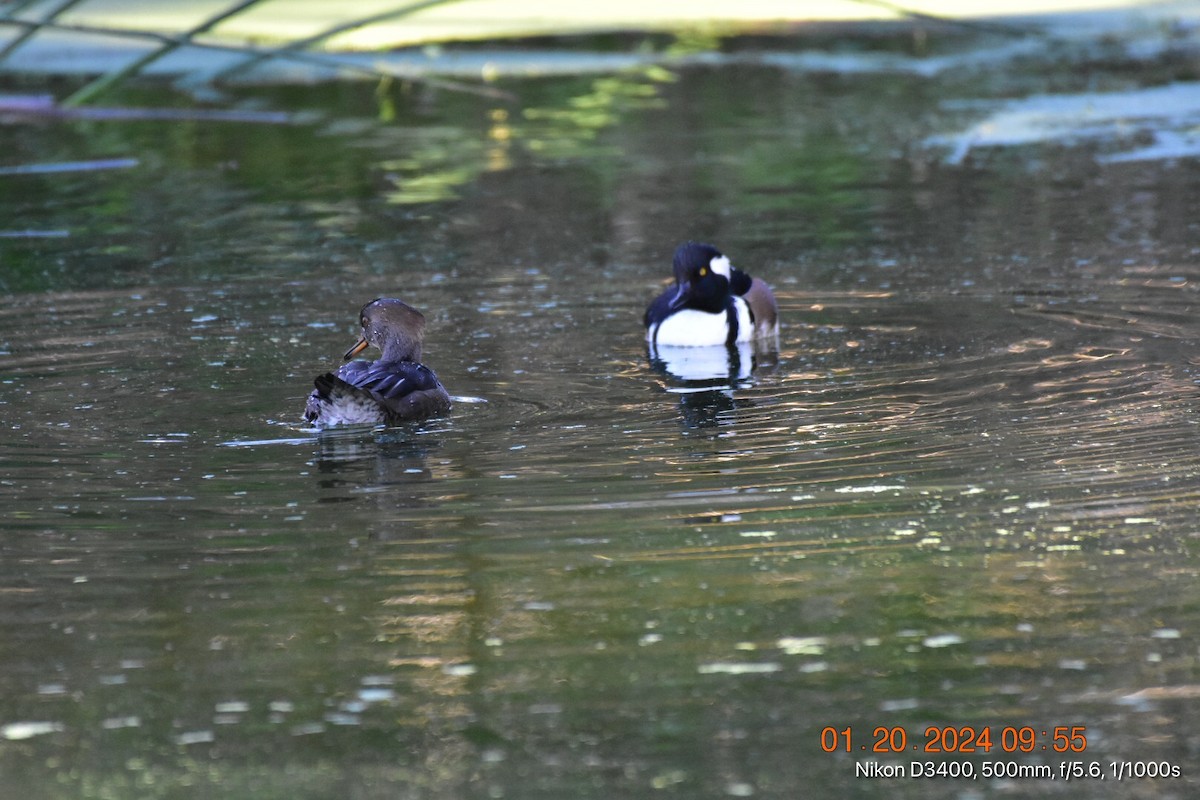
[304,297,451,428]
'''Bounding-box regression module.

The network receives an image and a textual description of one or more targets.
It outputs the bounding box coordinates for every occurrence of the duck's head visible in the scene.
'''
[669,241,733,313]
[344,297,426,362]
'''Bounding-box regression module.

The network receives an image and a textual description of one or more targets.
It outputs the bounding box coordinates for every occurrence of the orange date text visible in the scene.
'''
[820,725,1087,755]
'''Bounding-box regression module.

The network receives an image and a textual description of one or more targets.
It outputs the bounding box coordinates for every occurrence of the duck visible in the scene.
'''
[644,241,778,347]
[304,297,451,428]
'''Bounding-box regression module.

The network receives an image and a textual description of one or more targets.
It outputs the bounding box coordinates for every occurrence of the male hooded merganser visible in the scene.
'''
[644,241,779,346]
[304,297,451,428]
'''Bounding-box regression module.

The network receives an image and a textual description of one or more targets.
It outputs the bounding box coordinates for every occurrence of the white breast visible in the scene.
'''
[647,298,753,346]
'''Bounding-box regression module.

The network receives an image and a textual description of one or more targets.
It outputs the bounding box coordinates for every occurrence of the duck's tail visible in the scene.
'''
[304,373,385,428]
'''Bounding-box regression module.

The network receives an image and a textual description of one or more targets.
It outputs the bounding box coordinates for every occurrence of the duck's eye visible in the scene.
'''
[699,267,708,277]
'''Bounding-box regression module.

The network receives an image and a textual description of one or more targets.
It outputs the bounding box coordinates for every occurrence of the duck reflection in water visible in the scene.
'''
[307,422,454,543]
[644,242,780,425]
[311,425,443,490]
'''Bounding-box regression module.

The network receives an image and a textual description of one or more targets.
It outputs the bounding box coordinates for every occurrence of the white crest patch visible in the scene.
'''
[709,255,732,279]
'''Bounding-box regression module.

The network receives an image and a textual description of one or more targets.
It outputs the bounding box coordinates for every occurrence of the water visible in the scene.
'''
[3,37,1200,799]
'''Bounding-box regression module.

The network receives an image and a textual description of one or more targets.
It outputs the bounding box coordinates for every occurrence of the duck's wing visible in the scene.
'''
[729,268,778,335]
[339,360,451,421]
[335,359,432,397]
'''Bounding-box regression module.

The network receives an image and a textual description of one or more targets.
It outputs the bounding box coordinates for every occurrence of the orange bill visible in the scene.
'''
[343,337,370,360]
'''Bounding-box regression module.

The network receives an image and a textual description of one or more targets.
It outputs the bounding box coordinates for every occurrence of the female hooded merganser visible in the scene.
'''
[304,297,451,428]
[644,241,779,346]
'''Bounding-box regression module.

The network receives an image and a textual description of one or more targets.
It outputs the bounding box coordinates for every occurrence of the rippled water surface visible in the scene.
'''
[3,36,1200,799]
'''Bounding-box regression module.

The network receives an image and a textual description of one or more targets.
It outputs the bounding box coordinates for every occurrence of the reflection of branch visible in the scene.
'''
[0,157,139,174]
[0,0,89,63]
[0,2,505,106]
[63,0,265,106]
[0,0,51,19]
[212,0,467,83]
[0,93,298,123]
[846,0,1038,38]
